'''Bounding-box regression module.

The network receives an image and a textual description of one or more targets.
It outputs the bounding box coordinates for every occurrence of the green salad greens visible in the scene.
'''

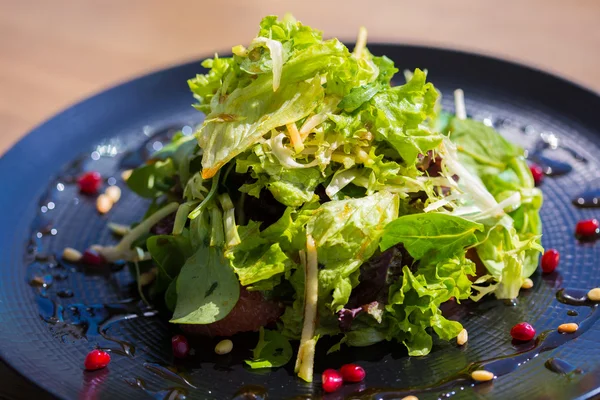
[96,14,542,382]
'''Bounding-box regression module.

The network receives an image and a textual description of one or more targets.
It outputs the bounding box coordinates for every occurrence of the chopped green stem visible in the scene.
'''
[172,201,199,235]
[97,202,179,262]
[188,170,221,220]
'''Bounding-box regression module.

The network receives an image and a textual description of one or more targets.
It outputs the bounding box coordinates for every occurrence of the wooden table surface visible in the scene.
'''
[1,0,599,155]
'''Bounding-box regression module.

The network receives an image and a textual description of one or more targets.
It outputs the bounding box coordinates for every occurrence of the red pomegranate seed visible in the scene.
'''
[172,334,190,359]
[575,219,599,239]
[529,164,544,186]
[340,363,366,383]
[78,171,103,194]
[84,349,111,371]
[322,369,343,393]
[81,249,105,266]
[541,249,560,273]
[510,322,536,341]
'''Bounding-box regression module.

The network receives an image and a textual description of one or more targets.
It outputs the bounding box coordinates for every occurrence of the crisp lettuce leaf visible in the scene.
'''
[447,117,543,299]
[228,242,292,291]
[198,76,324,179]
[307,191,399,310]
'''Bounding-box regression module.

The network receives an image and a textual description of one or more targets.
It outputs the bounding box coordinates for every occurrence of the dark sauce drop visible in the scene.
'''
[572,189,600,208]
[38,297,156,355]
[544,358,582,375]
[348,289,599,399]
[567,310,579,316]
[529,153,573,176]
[125,377,188,400]
[556,288,591,306]
[232,385,268,400]
[492,117,511,129]
[143,363,197,389]
[57,289,74,298]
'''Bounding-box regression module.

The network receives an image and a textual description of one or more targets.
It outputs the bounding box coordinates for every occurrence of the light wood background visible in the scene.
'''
[1,0,599,155]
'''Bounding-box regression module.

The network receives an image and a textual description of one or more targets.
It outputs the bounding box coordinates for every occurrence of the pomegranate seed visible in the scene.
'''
[84,349,111,371]
[78,171,103,195]
[510,322,536,341]
[575,219,599,240]
[529,164,544,186]
[172,334,190,359]
[541,249,560,273]
[81,249,105,266]
[322,369,343,393]
[340,363,366,383]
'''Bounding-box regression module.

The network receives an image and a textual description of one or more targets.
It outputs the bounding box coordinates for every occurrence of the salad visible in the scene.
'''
[92,15,543,382]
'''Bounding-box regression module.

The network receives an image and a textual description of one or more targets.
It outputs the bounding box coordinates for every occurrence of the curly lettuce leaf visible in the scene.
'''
[371,69,442,165]
[385,256,475,356]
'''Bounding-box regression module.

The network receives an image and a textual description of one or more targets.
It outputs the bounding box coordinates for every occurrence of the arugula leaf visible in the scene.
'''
[171,245,240,324]
[245,328,293,369]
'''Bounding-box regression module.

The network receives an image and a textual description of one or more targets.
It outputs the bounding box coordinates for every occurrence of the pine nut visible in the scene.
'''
[121,169,133,181]
[587,288,600,302]
[96,194,113,214]
[402,396,419,400]
[62,247,82,262]
[557,323,578,333]
[139,268,157,287]
[105,185,121,203]
[30,276,45,286]
[215,339,233,355]
[471,370,494,382]
[521,278,534,289]
[457,328,468,346]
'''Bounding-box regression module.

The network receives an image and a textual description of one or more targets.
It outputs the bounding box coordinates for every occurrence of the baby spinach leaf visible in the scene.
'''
[126,159,176,199]
[147,233,193,280]
[245,328,293,369]
[171,245,240,324]
[380,213,483,264]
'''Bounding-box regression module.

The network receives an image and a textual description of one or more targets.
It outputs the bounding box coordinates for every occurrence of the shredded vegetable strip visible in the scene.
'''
[295,234,319,382]
[352,26,368,59]
[286,123,305,154]
[454,89,466,120]
[218,193,241,248]
[252,37,283,92]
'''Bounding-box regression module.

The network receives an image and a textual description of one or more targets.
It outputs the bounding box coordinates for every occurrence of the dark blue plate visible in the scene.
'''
[1,45,599,400]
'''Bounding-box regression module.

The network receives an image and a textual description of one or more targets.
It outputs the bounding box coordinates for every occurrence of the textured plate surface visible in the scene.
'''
[1,45,599,400]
